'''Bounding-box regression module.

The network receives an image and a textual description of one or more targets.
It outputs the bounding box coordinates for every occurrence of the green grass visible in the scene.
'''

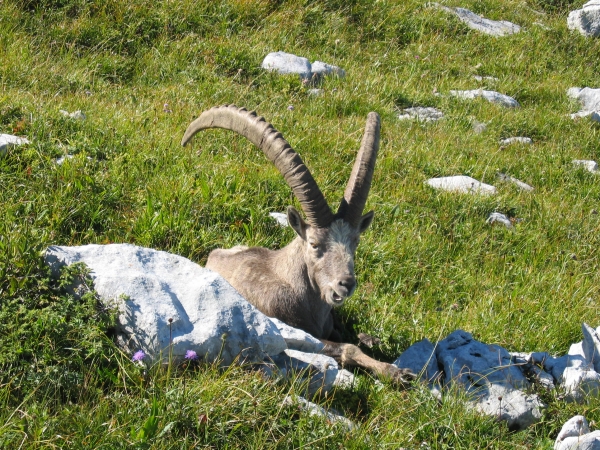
[2,0,600,447]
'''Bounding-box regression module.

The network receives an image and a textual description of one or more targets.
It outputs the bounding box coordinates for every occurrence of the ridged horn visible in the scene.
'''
[337,112,380,227]
[182,105,335,227]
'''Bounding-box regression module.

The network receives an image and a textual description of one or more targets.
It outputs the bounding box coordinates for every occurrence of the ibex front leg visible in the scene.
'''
[321,340,415,388]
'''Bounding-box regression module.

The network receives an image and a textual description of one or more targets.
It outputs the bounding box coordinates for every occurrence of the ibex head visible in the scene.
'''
[182,105,379,307]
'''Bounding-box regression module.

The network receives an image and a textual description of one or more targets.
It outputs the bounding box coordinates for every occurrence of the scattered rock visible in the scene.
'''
[261,52,345,83]
[59,110,86,120]
[269,317,324,353]
[450,89,520,107]
[496,172,534,192]
[272,349,355,395]
[426,175,497,195]
[486,212,513,229]
[568,1,600,37]
[582,323,600,373]
[435,330,545,430]
[397,107,444,122]
[432,3,521,36]
[268,212,289,227]
[500,137,532,146]
[44,244,287,365]
[393,338,440,383]
[474,383,545,431]
[283,396,355,431]
[307,88,324,97]
[573,160,599,173]
[311,61,345,78]
[262,52,312,79]
[555,415,600,450]
[0,133,29,155]
[568,87,600,118]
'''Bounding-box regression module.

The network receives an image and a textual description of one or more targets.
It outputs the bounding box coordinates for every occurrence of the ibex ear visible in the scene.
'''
[358,210,374,234]
[287,206,308,240]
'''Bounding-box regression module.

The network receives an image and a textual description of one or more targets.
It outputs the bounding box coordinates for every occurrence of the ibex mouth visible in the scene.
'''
[331,292,345,304]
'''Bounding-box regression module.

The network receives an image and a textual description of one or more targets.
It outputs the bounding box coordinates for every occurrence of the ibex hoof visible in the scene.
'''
[381,364,416,388]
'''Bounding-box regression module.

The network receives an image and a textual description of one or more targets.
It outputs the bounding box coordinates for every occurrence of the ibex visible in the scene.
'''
[182,105,414,385]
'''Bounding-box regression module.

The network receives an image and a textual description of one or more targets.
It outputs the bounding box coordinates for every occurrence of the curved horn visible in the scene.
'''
[337,112,380,227]
[182,105,335,227]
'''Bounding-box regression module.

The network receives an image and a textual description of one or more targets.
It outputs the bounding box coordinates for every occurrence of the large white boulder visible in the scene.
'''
[432,3,521,36]
[44,244,287,365]
[568,87,600,118]
[568,1,600,37]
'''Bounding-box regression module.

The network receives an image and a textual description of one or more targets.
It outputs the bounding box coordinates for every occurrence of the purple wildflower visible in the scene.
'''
[185,350,198,360]
[132,350,146,362]
[287,105,294,111]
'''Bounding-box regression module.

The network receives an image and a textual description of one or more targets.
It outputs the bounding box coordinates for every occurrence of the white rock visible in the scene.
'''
[283,396,355,430]
[268,212,289,227]
[563,367,600,403]
[272,349,355,395]
[426,176,497,195]
[500,137,532,146]
[393,338,440,382]
[472,120,488,134]
[435,330,530,391]
[555,416,600,450]
[432,3,521,36]
[568,1,600,37]
[450,89,520,107]
[0,133,29,155]
[496,172,534,192]
[573,160,599,173]
[397,107,444,122]
[568,87,600,119]
[268,317,325,353]
[486,212,513,229]
[262,52,312,79]
[311,61,346,78]
[474,383,545,431]
[59,110,86,120]
[44,244,287,365]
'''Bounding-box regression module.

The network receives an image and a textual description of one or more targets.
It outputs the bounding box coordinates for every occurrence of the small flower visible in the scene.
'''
[185,350,198,360]
[287,105,294,111]
[163,103,172,113]
[132,350,146,362]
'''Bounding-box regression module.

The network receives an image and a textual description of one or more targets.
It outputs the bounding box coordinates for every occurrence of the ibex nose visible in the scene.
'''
[338,276,356,295]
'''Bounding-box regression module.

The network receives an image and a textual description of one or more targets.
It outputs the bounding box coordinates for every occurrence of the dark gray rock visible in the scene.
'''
[393,338,441,383]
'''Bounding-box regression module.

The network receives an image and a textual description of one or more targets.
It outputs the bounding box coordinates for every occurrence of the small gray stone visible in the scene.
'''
[393,338,440,383]
[568,87,600,119]
[472,120,488,134]
[426,176,497,195]
[473,75,499,82]
[0,133,29,155]
[397,107,444,122]
[307,88,324,97]
[486,212,513,229]
[496,173,534,192]
[432,3,521,36]
[283,396,355,430]
[44,244,287,365]
[573,160,599,173]
[500,137,532,146]
[450,89,520,107]
[262,52,312,79]
[568,1,600,37]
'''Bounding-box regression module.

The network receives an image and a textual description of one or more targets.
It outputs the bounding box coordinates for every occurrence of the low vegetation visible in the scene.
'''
[1,0,599,447]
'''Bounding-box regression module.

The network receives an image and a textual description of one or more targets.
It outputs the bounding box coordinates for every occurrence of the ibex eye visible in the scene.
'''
[311,243,320,249]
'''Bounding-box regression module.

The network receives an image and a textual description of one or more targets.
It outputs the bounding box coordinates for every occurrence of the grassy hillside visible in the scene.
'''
[1,0,600,447]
